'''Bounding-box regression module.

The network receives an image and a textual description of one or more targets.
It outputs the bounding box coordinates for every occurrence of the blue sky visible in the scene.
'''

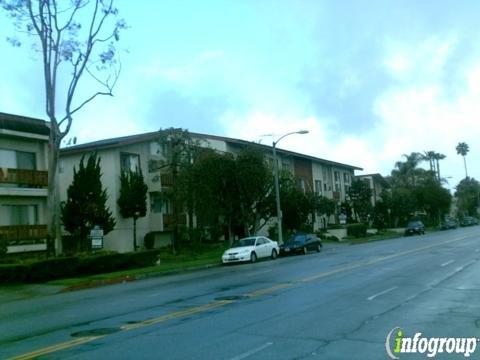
[1,0,479,189]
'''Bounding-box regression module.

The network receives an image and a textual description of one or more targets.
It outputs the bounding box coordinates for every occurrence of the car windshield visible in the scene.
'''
[289,234,306,243]
[231,237,256,248]
[408,221,421,227]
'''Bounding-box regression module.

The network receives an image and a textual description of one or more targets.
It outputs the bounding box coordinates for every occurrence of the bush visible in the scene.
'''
[346,223,368,238]
[0,264,28,283]
[26,257,80,282]
[144,232,155,250]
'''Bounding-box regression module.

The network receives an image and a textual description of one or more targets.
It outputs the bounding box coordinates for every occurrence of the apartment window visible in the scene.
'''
[150,192,162,213]
[315,180,323,195]
[343,173,350,184]
[297,178,306,193]
[335,183,341,192]
[0,205,38,226]
[345,185,350,195]
[121,153,140,173]
[334,171,340,182]
[323,183,327,192]
[0,149,36,170]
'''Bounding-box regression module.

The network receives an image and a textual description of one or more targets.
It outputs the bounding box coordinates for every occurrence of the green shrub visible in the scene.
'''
[144,232,155,250]
[26,257,80,282]
[346,223,368,238]
[77,253,129,275]
[0,264,28,283]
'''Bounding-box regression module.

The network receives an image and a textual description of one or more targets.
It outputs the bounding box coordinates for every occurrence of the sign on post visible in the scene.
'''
[90,225,104,250]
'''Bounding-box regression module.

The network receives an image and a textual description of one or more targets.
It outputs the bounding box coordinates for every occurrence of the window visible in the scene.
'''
[0,205,38,226]
[0,149,36,170]
[121,153,140,173]
[343,173,350,184]
[323,183,327,191]
[297,178,306,193]
[315,180,322,195]
[334,171,340,182]
[150,192,169,213]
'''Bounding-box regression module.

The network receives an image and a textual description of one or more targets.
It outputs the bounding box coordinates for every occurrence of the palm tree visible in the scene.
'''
[422,151,436,173]
[456,142,469,178]
[433,152,446,182]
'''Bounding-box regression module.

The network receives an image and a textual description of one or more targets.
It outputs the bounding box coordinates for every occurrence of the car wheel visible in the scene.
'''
[302,246,308,255]
[316,244,322,253]
[271,249,278,260]
[250,252,257,263]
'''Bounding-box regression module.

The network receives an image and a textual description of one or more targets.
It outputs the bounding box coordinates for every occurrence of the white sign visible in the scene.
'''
[90,226,104,249]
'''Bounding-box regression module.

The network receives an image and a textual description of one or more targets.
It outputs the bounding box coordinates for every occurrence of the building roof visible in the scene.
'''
[61,129,363,171]
[0,112,50,136]
[357,173,389,187]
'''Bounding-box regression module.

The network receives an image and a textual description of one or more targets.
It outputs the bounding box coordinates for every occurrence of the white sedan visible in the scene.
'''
[222,236,279,264]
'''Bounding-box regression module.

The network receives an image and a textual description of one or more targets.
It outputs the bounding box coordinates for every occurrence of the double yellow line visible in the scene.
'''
[9,235,473,359]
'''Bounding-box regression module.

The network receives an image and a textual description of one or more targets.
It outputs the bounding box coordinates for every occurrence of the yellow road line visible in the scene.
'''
[9,235,472,359]
[9,336,103,360]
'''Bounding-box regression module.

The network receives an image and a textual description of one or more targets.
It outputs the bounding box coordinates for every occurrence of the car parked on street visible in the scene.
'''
[404,220,425,236]
[460,216,479,227]
[440,218,458,230]
[222,236,279,264]
[279,233,322,255]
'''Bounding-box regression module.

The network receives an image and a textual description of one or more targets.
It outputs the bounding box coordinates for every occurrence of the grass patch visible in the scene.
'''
[48,243,228,289]
[348,231,401,245]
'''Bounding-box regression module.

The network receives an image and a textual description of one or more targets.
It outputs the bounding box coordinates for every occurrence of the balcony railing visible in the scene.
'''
[162,213,187,230]
[0,168,48,187]
[160,173,174,187]
[0,224,48,244]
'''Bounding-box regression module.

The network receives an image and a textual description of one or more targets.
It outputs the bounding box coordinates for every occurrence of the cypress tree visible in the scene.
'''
[61,153,116,252]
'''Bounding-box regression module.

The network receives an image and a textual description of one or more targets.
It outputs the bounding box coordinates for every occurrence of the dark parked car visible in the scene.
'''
[404,221,425,236]
[460,216,479,227]
[280,233,322,255]
[440,219,458,230]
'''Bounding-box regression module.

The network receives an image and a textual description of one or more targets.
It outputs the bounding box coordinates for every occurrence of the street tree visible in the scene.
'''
[0,0,126,252]
[155,128,201,252]
[348,179,373,222]
[455,177,480,217]
[456,142,470,178]
[117,169,148,251]
[61,153,115,252]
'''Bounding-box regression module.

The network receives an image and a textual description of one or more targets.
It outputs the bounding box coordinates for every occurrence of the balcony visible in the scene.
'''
[0,168,48,187]
[162,213,187,230]
[160,173,174,187]
[0,224,48,244]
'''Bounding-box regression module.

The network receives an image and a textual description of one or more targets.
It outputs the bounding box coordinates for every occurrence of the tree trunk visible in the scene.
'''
[133,216,137,251]
[47,129,62,256]
[463,156,468,178]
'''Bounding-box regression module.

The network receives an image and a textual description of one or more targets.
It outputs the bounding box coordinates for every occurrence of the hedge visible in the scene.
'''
[346,223,368,238]
[0,250,160,284]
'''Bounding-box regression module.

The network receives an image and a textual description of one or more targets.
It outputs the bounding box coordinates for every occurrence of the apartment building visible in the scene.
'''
[59,130,362,252]
[356,173,389,207]
[0,113,50,253]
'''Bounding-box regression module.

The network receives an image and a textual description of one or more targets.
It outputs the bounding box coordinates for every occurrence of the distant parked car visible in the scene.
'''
[460,216,479,227]
[280,233,322,255]
[222,236,279,264]
[404,221,425,236]
[440,219,458,230]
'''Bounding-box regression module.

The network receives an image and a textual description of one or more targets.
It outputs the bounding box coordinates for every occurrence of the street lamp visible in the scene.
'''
[272,130,309,244]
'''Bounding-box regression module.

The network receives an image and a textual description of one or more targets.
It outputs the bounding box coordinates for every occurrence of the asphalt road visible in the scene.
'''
[2,227,480,359]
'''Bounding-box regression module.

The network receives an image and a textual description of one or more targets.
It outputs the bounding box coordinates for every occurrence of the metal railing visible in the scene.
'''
[0,168,48,187]
[0,224,48,244]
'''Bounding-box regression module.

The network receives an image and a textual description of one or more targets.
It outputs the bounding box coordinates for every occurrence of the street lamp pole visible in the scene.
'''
[272,130,309,245]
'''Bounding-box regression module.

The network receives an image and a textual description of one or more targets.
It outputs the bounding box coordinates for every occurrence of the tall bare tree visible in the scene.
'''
[1,0,126,253]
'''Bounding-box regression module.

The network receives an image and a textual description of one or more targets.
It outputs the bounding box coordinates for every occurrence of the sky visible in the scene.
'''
[1,0,479,190]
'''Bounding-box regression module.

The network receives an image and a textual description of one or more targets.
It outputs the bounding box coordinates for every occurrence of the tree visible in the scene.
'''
[234,147,274,236]
[456,142,470,178]
[191,150,238,244]
[117,169,148,251]
[1,0,126,253]
[155,128,202,252]
[347,179,373,222]
[61,153,115,251]
[455,177,480,217]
